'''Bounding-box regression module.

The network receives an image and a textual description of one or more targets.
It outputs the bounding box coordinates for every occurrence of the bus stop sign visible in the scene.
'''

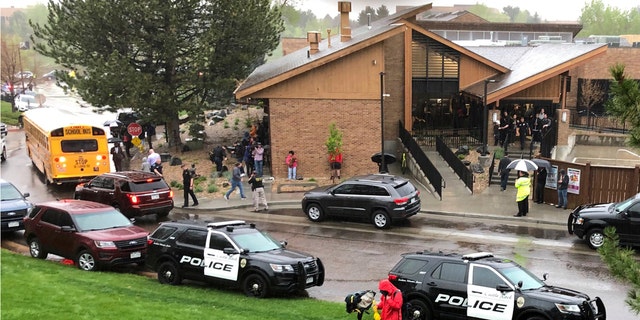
[127,123,142,136]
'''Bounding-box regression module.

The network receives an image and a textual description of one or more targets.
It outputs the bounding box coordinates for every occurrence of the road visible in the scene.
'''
[1,86,637,319]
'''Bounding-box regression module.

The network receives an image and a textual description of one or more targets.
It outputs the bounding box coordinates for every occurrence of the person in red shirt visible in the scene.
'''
[377,279,403,320]
[329,149,343,183]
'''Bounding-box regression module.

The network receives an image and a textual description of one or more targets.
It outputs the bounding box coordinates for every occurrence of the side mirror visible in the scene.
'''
[61,226,76,232]
[23,192,30,198]
[542,273,549,281]
[280,240,288,247]
[496,284,513,292]
[223,247,240,255]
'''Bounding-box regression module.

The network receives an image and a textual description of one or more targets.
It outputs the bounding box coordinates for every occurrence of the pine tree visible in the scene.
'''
[30,0,284,148]
[605,63,640,147]
[598,227,640,315]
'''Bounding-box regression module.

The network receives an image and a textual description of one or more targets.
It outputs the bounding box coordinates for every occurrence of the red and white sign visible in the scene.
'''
[127,123,143,136]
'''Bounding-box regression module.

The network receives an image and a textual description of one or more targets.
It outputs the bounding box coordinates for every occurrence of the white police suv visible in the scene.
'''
[388,251,606,320]
[146,220,324,298]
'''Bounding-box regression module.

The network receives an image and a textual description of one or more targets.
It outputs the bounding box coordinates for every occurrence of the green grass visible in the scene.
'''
[1,101,22,126]
[1,249,347,320]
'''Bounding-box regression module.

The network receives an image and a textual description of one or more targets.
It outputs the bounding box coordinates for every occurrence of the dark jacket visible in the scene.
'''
[378,279,402,320]
[248,175,264,191]
[498,156,511,175]
[558,172,569,190]
[536,167,547,185]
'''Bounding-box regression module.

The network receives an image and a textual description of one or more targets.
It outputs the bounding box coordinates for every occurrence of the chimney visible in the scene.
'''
[327,28,332,48]
[307,31,321,55]
[338,1,351,42]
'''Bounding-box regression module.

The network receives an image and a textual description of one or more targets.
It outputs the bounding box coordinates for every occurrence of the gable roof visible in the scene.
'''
[463,43,607,102]
[235,4,435,98]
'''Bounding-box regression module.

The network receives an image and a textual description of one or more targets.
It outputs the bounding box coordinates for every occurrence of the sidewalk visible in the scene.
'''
[178,161,570,228]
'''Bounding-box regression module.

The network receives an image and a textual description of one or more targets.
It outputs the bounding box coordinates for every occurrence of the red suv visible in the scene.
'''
[23,199,148,271]
[74,171,174,218]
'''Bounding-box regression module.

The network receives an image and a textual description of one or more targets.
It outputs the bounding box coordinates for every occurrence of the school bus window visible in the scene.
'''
[61,140,99,152]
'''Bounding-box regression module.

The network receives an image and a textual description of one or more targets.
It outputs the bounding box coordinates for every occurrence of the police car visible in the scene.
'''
[146,220,324,298]
[388,251,606,320]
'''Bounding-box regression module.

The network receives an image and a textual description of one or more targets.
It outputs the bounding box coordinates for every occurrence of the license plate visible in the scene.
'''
[8,221,19,228]
[151,194,159,200]
[306,276,314,284]
[130,251,141,259]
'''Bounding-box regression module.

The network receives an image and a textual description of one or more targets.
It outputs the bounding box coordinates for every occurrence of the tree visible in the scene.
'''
[579,80,606,128]
[598,227,640,315]
[502,6,520,22]
[325,122,343,156]
[605,63,640,147]
[30,0,284,149]
[357,6,377,26]
[579,0,640,37]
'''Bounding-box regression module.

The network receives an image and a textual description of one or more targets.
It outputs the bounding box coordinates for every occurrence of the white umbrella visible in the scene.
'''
[506,159,538,172]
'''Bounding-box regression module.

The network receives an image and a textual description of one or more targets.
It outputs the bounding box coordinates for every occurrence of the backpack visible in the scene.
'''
[345,290,376,319]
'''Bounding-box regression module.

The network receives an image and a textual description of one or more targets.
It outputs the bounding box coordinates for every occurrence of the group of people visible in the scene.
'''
[498,152,570,217]
[494,107,552,154]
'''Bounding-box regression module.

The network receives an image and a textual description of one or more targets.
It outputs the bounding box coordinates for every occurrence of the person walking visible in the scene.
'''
[514,171,531,217]
[253,142,265,177]
[377,279,403,320]
[498,152,511,191]
[534,166,547,203]
[181,163,198,208]
[140,157,151,172]
[556,169,569,209]
[248,171,268,212]
[224,162,247,200]
[147,149,160,167]
[516,116,530,151]
[285,150,298,180]
[110,141,125,172]
[151,158,163,177]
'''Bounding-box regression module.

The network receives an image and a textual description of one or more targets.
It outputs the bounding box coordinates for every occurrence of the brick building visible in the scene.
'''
[235,1,636,180]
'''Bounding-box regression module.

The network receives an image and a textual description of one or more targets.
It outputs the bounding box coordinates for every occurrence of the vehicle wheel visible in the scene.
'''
[305,203,325,222]
[406,299,432,320]
[242,273,269,298]
[1,146,6,161]
[587,228,605,249]
[77,250,98,271]
[158,261,182,285]
[525,316,545,320]
[28,237,48,259]
[372,210,391,229]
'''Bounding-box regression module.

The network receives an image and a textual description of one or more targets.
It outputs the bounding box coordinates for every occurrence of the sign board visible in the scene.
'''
[127,123,142,136]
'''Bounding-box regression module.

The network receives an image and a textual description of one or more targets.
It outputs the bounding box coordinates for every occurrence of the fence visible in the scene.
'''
[541,159,640,207]
[436,136,474,193]
[413,127,482,149]
[399,121,443,199]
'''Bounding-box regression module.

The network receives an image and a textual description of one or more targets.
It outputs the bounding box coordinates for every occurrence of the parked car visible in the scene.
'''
[41,70,60,81]
[14,71,34,80]
[567,192,640,249]
[23,199,148,271]
[15,94,38,112]
[0,179,33,232]
[388,251,606,320]
[0,122,7,137]
[146,219,324,298]
[301,174,421,229]
[74,171,174,218]
[1,134,7,162]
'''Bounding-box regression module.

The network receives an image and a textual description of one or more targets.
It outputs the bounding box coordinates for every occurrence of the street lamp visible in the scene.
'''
[380,71,386,173]
[482,79,496,156]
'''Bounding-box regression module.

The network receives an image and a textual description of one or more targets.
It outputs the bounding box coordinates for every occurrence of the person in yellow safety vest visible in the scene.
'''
[514,171,531,217]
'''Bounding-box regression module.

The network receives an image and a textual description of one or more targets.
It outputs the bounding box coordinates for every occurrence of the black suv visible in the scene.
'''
[388,251,606,320]
[301,174,421,229]
[146,220,325,298]
[74,171,174,218]
[568,192,640,249]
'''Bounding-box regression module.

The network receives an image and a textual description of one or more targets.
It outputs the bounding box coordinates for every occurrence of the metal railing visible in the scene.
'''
[399,121,443,199]
[436,136,474,193]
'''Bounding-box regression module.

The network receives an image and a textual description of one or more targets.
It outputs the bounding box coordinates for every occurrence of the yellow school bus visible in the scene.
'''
[23,108,110,184]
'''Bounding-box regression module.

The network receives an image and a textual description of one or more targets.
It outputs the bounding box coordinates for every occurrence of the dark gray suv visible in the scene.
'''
[301,174,421,229]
